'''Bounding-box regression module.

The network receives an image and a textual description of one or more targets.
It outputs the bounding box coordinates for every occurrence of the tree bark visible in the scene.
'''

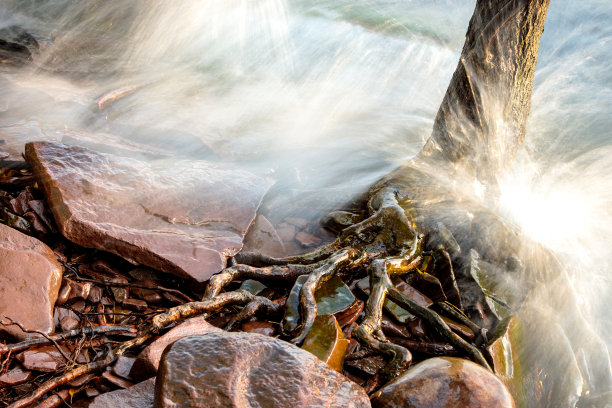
[421,0,550,181]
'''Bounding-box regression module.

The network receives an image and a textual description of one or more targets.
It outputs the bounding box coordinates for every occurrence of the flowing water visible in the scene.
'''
[0,1,611,406]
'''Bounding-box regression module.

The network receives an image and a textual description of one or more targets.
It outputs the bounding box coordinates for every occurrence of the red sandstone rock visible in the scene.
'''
[241,321,277,337]
[370,357,515,408]
[0,223,62,340]
[60,315,80,331]
[56,278,92,305]
[102,370,134,389]
[16,345,68,372]
[130,316,221,380]
[25,142,273,282]
[154,332,371,408]
[112,355,137,380]
[0,366,33,387]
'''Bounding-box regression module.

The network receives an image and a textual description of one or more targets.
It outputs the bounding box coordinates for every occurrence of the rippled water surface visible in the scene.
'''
[0,1,611,406]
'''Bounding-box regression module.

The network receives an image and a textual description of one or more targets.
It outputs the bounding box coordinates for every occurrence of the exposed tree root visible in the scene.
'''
[8,185,495,407]
[0,325,137,356]
[205,185,492,377]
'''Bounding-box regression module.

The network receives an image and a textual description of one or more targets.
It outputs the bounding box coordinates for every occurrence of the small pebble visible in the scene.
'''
[123,298,148,312]
[60,316,80,331]
[102,370,134,389]
[241,321,276,337]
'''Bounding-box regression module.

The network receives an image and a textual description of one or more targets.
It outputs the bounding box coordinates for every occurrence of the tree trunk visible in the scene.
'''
[421,0,550,182]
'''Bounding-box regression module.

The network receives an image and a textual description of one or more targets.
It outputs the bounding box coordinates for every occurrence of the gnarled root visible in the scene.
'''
[203,185,492,379]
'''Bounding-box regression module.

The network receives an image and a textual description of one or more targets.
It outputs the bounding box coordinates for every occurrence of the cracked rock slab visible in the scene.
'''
[25,142,273,282]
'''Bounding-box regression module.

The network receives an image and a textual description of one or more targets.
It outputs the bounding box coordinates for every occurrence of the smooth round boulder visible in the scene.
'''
[154,332,371,408]
[370,357,515,408]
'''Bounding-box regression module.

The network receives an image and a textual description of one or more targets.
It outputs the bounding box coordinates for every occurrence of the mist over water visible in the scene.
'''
[1,1,611,406]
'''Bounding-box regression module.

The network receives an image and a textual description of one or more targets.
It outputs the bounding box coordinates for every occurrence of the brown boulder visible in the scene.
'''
[130,316,221,380]
[154,332,371,408]
[0,223,62,340]
[370,357,515,408]
[25,142,273,282]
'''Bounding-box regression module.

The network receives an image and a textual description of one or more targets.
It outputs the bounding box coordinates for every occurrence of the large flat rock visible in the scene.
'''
[0,224,62,340]
[155,333,371,408]
[25,142,273,282]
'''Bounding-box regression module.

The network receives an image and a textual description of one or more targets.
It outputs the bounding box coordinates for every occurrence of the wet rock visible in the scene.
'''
[25,142,273,282]
[285,217,310,228]
[486,316,525,405]
[102,371,134,389]
[56,278,92,305]
[284,275,356,334]
[110,277,130,303]
[345,356,387,377]
[316,276,357,316]
[337,299,364,328]
[9,190,33,215]
[296,231,322,247]
[370,357,514,408]
[242,214,285,257]
[0,365,33,387]
[394,280,433,308]
[131,316,221,380]
[241,321,276,337]
[112,355,137,380]
[301,314,349,372]
[17,345,68,372]
[142,291,163,304]
[90,378,155,408]
[5,211,31,234]
[91,259,123,277]
[86,387,101,398]
[0,223,62,340]
[276,222,296,243]
[70,373,96,388]
[239,279,268,297]
[25,211,49,236]
[441,316,475,340]
[155,332,371,408]
[88,285,103,303]
[60,315,80,331]
[381,316,412,339]
[123,298,148,312]
[54,307,80,329]
[132,280,162,304]
[27,199,56,231]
